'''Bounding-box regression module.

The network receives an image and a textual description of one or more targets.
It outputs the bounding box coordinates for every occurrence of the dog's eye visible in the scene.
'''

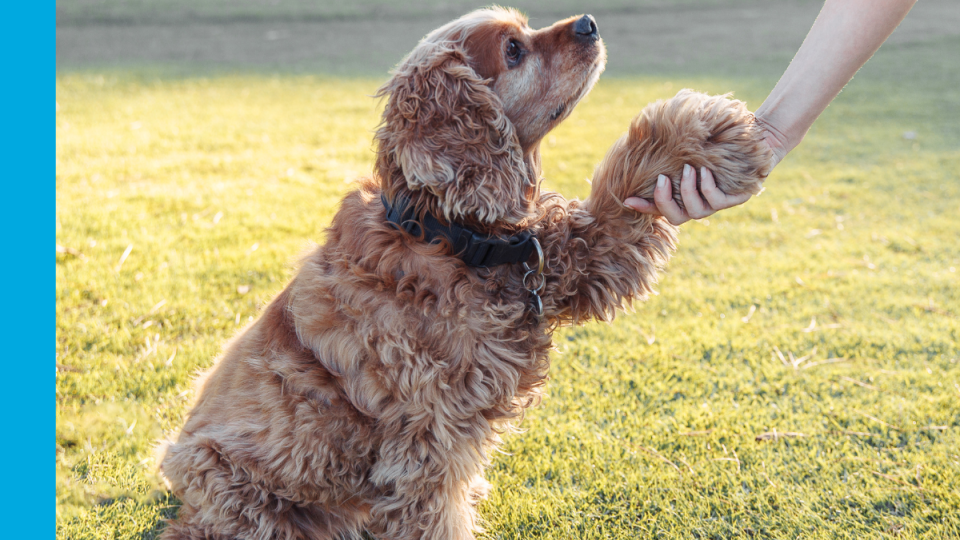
[505,39,523,67]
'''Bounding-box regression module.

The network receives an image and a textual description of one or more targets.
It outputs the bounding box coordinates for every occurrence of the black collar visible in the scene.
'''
[381,192,538,268]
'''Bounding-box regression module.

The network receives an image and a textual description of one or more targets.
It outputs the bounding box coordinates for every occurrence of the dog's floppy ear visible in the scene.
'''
[375,43,532,226]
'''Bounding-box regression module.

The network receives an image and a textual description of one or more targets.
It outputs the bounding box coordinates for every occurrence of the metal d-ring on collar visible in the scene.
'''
[522,237,545,318]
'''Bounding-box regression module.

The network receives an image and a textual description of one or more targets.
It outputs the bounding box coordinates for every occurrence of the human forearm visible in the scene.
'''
[755,0,916,163]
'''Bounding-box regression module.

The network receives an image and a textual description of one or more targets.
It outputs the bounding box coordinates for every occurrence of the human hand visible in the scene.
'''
[623,164,754,226]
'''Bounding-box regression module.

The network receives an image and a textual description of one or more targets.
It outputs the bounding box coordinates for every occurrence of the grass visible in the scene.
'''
[56,36,959,540]
[56,0,757,24]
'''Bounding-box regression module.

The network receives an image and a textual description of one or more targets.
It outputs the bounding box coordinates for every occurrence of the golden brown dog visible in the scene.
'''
[159,8,770,540]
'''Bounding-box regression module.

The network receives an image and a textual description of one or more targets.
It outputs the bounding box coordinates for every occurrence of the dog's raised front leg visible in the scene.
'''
[536,91,771,326]
[535,191,677,326]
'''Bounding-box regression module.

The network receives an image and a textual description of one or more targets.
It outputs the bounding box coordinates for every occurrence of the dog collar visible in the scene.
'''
[381,192,540,269]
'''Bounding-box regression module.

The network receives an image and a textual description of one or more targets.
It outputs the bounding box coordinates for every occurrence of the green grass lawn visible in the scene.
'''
[56,38,959,539]
[56,0,753,24]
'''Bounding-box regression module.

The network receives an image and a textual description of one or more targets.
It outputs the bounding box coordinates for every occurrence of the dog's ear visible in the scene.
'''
[375,44,532,226]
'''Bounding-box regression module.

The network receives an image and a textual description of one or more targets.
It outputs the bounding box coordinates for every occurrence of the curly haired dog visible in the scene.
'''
[159,8,771,540]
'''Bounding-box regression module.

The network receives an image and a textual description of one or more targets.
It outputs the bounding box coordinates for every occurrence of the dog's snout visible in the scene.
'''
[574,14,598,40]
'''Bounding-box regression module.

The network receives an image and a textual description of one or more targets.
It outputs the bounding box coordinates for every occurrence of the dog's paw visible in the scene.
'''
[591,89,772,213]
[632,89,772,206]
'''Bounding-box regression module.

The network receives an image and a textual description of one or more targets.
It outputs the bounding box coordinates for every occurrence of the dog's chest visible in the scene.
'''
[304,260,549,411]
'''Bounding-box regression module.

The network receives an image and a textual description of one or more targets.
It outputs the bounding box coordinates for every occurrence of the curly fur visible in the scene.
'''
[374,34,532,229]
[593,89,772,212]
[159,8,771,540]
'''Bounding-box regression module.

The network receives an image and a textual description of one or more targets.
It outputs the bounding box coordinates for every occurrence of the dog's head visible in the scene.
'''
[375,8,606,232]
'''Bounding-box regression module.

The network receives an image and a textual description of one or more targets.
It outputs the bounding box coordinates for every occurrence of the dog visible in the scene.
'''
[159,7,771,540]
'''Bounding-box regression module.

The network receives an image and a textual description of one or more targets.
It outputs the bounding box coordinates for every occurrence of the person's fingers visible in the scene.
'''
[679,164,713,219]
[725,190,754,208]
[698,167,725,205]
[623,196,659,214]
[653,174,690,225]
[699,167,753,210]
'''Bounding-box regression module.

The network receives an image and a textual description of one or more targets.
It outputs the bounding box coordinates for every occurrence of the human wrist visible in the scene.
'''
[754,114,793,169]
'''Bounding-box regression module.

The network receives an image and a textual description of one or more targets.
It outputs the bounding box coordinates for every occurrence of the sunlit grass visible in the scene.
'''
[56,43,959,538]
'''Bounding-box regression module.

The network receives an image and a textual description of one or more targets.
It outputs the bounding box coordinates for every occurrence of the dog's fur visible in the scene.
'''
[159,8,771,540]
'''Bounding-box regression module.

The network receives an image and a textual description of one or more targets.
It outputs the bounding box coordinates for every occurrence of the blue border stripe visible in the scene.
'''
[3,0,52,532]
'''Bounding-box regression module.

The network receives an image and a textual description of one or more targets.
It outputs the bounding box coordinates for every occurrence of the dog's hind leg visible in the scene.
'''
[161,437,366,540]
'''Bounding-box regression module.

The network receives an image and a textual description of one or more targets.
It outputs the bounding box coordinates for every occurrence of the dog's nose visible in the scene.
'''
[574,14,598,39]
